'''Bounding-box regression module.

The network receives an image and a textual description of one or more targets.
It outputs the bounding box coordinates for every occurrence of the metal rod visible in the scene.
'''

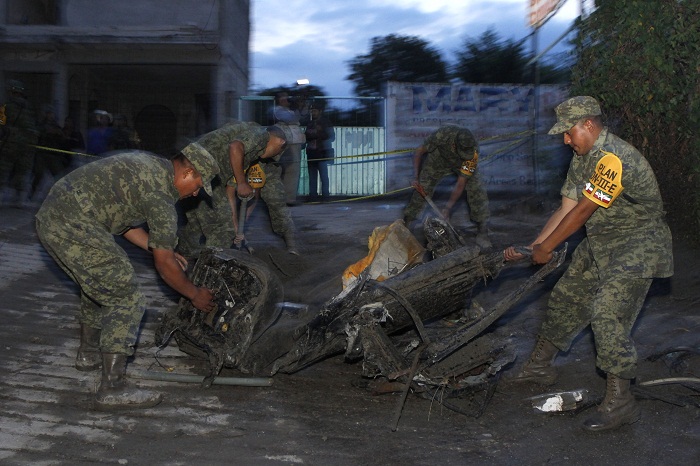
[237,197,249,251]
[130,370,273,387]
[391,344,424,432]
[637,377,700,387]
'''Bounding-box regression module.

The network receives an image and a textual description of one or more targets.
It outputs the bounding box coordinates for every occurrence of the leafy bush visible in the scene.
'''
[571,0,700,242]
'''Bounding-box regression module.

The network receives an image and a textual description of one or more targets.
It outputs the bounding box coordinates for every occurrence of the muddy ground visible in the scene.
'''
[0,192,698,465]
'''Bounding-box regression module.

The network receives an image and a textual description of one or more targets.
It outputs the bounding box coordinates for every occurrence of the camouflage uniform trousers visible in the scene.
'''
[403,157,489,225]
[0,140,35,192]
[36,201,146,356]
[178,180,237,256]
[252,162,294,236]
[280,143,302,203]
[539,237,652,379]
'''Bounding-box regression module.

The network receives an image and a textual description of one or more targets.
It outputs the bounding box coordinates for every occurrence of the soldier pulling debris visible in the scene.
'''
[36,144,219,411]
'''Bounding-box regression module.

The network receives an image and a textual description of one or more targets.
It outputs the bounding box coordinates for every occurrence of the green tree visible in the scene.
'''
[570,0,700,239]
[346,34,448,97]
[453,28,528,83]
[453,27,569,84]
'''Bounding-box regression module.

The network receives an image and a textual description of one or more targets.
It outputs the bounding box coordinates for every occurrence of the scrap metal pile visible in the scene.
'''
[157,218,566,416]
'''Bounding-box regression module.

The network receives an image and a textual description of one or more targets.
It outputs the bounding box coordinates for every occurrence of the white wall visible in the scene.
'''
[385,82,570,196]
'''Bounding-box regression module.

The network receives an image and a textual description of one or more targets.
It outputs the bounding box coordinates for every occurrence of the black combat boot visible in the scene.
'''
[75,324,102,371]
[95,353,163,411]
[583,373,640,432]
[509,336,559,385]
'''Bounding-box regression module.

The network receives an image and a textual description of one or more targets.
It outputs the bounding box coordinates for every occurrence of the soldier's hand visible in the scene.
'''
[237,182,253,199]
[191,287,216,313]
[504,245,530,262]
[531,244,553,265]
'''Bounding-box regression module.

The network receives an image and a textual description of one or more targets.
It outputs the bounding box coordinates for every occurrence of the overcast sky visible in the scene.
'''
[250,0,586,96]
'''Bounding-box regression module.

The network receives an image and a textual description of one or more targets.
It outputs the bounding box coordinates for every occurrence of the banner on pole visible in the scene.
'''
[528,0,565,28]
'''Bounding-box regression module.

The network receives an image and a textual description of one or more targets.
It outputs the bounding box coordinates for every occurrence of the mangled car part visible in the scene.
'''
[269,231,565,420]
[156,248,284,386]
[271,239,504,374]
[412,184,466,250]
[157,219,566,420]
[423,217,467,259]
[342,220,426,288]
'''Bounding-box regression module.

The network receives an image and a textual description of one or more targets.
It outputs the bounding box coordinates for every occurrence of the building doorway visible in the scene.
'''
[135,105,177,156]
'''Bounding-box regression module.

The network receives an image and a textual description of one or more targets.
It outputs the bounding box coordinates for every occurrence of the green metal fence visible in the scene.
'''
[238,96,386,197]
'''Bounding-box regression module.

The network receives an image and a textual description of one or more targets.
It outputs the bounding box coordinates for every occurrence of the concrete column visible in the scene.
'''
[0,0,7,24]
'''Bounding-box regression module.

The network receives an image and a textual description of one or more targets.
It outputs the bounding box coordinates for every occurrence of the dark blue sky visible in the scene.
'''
[250,0,585,96]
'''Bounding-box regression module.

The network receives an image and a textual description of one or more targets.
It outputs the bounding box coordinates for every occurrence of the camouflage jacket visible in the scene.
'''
[423,126,478,174]
[562,128,673,278]
[196,121,272,183]
[36,151,180,250]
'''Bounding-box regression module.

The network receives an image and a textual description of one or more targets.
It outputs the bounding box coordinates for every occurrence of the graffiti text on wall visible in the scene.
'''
[411,85,534,115]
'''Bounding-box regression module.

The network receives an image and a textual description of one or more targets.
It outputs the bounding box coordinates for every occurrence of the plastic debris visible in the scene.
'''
[528,389,589,413]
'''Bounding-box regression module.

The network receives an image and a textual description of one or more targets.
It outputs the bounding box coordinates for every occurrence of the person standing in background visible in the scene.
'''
[304,104,334,202]
[60,115,85,155]
[86,109,113,156]
[0,80,38,207]
[30,105,71,202]
[110,114,141,150]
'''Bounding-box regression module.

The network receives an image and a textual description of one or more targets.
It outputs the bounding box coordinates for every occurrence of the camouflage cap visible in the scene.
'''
[548,96,602,134]
[180,142,220,196]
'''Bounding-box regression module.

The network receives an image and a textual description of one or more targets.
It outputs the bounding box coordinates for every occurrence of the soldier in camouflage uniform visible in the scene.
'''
[36,144,219,410]
[0,80,38,207]
[178,121,297,255]
[504,96,673,432]
[402,125,491,248]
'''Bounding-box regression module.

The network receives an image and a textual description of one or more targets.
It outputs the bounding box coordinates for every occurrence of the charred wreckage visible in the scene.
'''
[156,218,567,421]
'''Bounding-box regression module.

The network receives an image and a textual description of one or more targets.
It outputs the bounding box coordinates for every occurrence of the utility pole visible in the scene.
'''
[531,29,540,193]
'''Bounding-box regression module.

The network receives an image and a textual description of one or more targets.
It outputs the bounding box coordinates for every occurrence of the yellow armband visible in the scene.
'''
[459,150,479,176]
[232,163,266,188]
[583,151,624,207]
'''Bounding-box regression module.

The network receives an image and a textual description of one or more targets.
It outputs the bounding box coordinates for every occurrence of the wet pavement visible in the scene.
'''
[0,195,698,465]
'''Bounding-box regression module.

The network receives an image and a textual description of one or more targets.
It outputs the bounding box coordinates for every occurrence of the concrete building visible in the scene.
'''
[0,0,249,154]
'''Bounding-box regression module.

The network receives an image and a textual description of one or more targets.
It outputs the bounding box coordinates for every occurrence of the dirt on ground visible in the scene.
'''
[0,194,698,465]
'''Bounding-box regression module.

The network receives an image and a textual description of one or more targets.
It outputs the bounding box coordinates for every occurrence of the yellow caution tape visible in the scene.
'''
[27,129,537,166]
